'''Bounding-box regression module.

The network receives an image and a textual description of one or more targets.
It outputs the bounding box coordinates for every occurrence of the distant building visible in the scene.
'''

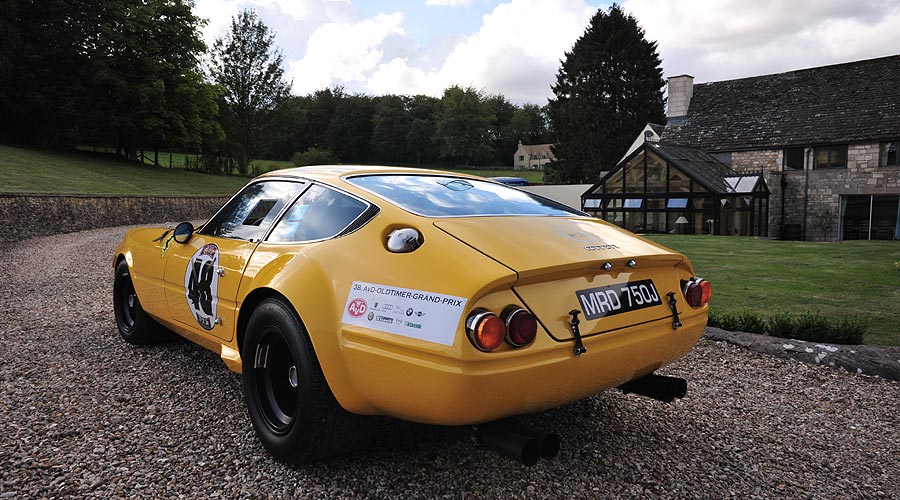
[514,142,554,170]
[583,55,900,241]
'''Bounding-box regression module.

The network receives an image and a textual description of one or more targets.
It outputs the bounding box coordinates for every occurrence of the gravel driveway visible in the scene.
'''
[1,226,897,499]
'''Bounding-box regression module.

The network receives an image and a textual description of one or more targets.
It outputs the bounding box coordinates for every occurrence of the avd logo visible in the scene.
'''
[347,298,368,318]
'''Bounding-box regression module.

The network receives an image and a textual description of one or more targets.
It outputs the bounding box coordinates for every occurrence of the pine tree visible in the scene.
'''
[546,4,665,184]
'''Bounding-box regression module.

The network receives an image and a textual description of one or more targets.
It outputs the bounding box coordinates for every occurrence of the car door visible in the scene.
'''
[163,180,305,341]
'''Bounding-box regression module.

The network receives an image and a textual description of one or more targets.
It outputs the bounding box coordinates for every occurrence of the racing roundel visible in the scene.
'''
[184,243,219,330]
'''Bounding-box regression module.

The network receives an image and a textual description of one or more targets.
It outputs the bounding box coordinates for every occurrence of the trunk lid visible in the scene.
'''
[433,217,684,340]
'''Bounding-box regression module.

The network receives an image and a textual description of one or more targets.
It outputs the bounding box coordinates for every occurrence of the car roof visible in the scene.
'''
[258,165,480,184]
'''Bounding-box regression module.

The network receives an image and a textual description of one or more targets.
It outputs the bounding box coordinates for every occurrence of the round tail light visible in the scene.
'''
[466,310,505,352]
[684,278,712,307]
[501,307,537,347]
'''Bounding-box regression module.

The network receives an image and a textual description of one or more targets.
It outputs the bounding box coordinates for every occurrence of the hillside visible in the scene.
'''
[0,145,248,196]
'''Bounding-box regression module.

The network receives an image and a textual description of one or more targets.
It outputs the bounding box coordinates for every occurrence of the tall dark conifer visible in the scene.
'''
[546,4,665,184]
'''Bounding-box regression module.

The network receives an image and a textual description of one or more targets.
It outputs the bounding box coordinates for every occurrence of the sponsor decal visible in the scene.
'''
[347,298,368,318]
[341,282,468,346]
[184,243,219,331]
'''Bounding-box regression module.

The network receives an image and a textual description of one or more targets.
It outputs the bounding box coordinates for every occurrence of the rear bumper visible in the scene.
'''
[340,310,706,425]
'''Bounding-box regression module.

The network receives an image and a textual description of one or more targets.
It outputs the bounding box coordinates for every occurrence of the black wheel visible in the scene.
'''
[242,297,376,463]
[113,260,169,344]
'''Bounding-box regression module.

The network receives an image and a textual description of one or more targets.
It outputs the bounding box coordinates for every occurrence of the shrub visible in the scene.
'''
[710,308,867,345]
[292,148,338,167]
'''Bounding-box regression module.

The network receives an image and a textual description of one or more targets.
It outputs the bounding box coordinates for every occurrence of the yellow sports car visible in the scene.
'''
[113,166,710,464]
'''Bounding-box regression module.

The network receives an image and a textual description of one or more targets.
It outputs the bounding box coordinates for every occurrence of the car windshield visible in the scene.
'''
[346,175,583,217]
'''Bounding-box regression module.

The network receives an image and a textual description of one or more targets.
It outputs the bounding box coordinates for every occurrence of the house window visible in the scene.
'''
[881,142,899,166]
[623,198,642,208]
[814,145,847,169]
[783,147,804,170]
[519,155,524,161]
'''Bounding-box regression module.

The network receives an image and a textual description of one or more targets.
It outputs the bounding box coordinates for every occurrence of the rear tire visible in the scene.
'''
[242,297,376,463]
[113,260,170,344]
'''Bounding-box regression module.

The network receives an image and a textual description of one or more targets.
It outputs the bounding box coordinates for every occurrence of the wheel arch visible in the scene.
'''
[236,286,375,416]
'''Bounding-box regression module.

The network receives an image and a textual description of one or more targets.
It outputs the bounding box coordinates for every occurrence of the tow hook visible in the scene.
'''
[568,309,587,356]
[666,292,682,330]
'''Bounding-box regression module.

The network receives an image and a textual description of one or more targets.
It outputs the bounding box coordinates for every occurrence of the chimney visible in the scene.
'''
[667,74,694,119]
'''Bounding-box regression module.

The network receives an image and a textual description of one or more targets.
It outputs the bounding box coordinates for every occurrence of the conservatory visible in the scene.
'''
[582,143,769,236]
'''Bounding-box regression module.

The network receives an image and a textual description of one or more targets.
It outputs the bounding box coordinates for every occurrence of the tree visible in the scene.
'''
[0,0,217,156]
[546,4,665,184]
[434,86,494,166]
[210,10,291,174]
[485,94,517,165]
[325,94,375,164]
[406,95,439,166]
[371,95,411,164]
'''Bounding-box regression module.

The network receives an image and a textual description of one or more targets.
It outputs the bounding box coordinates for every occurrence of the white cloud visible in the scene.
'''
[369,0,596,102]
[289,12,407,95]
[621,0,900,83]
[426,0,475,6]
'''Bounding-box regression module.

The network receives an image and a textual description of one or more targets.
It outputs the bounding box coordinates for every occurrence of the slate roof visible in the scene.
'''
[662,54,900,151]
[589,142,767,196]
[648,143,734,193]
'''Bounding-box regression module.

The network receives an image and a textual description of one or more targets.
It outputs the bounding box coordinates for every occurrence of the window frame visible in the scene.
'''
[880,141,899,167]
[197,179,306,242]
[813,144,848,169]
[265,182,375,244]
[783,147,804,171]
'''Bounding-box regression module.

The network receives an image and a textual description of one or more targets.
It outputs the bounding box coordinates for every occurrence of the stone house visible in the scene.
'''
[582,55,900,241]
[514,142,554,170]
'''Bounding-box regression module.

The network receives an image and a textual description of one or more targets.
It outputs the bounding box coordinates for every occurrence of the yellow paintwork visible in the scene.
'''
[114,165,708,425]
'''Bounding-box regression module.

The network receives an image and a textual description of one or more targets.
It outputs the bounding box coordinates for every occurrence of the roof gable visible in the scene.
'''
[662,54,900,151]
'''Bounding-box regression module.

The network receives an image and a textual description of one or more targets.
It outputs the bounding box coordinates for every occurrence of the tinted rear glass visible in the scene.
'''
[347,175,582,217]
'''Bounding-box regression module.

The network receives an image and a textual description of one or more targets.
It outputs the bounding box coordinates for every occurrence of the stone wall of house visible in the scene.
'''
[730,143,900,241]
[0,195,229,244]
[727,149,784,239]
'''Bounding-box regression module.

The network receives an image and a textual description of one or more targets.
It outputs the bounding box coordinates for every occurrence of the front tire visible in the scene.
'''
[113,260,169,344]
[242,297,375,463]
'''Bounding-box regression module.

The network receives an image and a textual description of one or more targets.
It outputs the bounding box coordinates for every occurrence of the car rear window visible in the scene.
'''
[346,175,582,217]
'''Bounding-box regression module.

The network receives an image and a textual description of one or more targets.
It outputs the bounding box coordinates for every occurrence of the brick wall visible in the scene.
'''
[0,195,229,244]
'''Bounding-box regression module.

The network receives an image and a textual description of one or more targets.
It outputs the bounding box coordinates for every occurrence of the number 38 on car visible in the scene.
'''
[113,166,711,463]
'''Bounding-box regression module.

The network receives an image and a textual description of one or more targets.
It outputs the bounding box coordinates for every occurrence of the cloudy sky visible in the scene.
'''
[193,0,900,105]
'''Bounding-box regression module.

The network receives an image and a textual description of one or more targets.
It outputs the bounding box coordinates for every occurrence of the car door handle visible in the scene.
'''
[217,267,225,277]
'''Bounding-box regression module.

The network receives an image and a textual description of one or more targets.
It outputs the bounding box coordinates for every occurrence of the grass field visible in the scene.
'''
[644,235,900,345]
[6,145,543,195]
[3,145,248,195]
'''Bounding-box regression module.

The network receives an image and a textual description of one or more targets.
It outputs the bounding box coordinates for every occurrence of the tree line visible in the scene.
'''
[0,1,664,184]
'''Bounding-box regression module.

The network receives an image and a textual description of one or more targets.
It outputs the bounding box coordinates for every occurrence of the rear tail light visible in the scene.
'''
[683,278,712,307]
[501,307,537,347]
[465,310,505,352]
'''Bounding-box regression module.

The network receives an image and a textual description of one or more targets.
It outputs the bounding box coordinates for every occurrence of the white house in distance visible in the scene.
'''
[514,142,554,170]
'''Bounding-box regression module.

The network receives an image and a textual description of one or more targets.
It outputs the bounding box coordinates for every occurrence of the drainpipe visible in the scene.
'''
[802,147,811,241]
[896,198,900,240]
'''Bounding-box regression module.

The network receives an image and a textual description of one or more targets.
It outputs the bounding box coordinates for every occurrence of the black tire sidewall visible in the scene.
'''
[242,298,319,458]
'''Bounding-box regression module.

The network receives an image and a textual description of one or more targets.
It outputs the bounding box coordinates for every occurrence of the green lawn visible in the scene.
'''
[2,145,544,195]
[644,235,900,345]
[2,145,248,195]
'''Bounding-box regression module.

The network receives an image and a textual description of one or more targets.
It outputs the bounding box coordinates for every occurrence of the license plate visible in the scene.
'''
[576,279,663,320]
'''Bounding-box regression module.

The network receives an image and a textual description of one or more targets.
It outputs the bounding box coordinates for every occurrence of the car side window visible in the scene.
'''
[200,181,304,241]
[267,184,368,243]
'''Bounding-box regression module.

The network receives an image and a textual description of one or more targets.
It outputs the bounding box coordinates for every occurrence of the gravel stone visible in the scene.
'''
[1,226,898,499]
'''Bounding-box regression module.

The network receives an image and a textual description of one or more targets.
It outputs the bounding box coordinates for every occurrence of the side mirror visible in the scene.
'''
[173,222,195,244]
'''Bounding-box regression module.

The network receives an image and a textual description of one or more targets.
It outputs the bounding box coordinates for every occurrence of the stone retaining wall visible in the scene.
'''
[0,194,229,243]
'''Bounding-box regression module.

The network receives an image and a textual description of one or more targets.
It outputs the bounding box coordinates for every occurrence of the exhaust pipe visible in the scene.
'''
[476,421,560,466]
[618,373,687,403]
